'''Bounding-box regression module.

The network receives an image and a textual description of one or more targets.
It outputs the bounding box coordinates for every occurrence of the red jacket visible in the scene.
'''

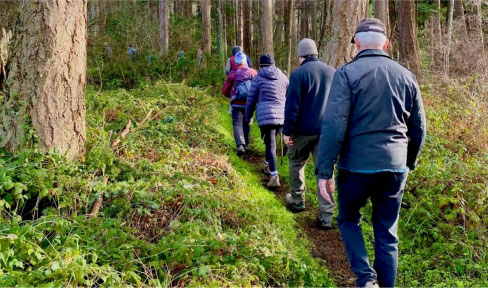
[222,65,257,107]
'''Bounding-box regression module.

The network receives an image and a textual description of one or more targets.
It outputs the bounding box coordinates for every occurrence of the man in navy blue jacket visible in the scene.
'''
[282,38,336,229]
[316,18,426,288]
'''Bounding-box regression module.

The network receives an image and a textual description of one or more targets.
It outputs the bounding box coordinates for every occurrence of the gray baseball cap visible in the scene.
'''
[351,18,387,44]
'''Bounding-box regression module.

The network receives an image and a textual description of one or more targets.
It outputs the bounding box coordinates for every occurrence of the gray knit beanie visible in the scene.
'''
[298,38,318,57]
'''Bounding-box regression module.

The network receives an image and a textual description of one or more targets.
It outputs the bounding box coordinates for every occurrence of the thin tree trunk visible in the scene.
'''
[201,0,211,53]
[399,0,422,81]
[252,0,261,64]
[98,0,105,38]
[318,0,331,51]
[311,0,317,41]
[444,0,454,75]
[454,0,468,39]
[286,0,295,74]
[321,0,368,68]
[431,0,442,70]
[299,0,308,39]
[243,0,252,55]
[0,0,87,160]
[290,2,300,71]
[388,0,398,59]
[159,0,169,54]
[236,0,243,47]
[184,0,192,18]
[261,0,274,56]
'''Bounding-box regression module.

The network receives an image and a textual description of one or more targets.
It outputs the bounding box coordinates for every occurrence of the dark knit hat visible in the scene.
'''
[232,46,243,56]
[351,18,387,43]
[259,54,275,66]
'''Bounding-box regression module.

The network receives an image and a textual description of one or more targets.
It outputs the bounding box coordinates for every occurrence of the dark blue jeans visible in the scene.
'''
[336,170,408,288]
[232,107,250,148]
[260,125,282,174]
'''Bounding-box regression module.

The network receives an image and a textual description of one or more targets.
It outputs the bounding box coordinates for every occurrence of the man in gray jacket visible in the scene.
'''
[316,18,426,288]
[283,38,336,229]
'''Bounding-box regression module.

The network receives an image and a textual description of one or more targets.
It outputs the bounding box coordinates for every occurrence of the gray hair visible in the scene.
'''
[354,31,387,48]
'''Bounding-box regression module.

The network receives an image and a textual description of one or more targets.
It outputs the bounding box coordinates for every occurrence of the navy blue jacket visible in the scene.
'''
[283,56,336,136]
[317,49,427,179]
[246,65,289,126]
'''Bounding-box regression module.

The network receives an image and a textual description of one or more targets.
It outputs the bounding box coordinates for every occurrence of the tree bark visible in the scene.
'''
[286,0,295,74]
[201,0,211,53]
[290,2,300,71]
[98,0,104,38]
[318,0,332,51]
[374,0,389,33]
[0,0,87,160]
[299,0,309,39]
[444,0,454,75]
[311,0,317,41]
[430,0,442,70]
[398,0,422,81]
[159,0,169,54]
[261,0,274,57]
[321,0,368,68]
[388,0,399,59]
[184,0,192,18]
[242,0,252,55]
[236,0,243,47]
[454,0,468,39]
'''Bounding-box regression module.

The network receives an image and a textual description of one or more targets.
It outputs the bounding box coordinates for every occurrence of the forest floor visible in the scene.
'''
[241,150,356,287]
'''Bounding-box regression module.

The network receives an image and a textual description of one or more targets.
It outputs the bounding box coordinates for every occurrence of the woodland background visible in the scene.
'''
[0,0,487,287]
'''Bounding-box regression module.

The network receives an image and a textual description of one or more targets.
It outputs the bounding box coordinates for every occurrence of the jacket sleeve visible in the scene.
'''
[225,59,231,75]
[246,77,259,123]
[283,73,302,136]
[406,82,427,170]
[247,56,252,68]
[317,69,352,179]
[222,73,234,98]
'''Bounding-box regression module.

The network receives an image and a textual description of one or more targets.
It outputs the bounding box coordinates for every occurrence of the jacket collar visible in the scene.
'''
[300,56,319,66]
[354,49,391,60]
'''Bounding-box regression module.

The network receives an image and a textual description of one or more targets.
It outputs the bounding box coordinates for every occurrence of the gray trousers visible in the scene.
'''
[287,135,335,224]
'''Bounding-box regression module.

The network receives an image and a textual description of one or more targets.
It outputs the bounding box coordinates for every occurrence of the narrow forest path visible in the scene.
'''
[242,150,356,287]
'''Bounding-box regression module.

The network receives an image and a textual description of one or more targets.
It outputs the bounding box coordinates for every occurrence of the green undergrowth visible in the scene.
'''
[0,82,330,286]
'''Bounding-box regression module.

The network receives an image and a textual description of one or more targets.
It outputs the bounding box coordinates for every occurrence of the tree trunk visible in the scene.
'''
[299,0,309,39]
[242,0,252,55]
[252,0,261,64]
[311,0,317,41]
[388,0,398,59]
[184,0,192,18]
[0,0,87,160]
[98,0,105,38]
[261,0,274,57]
[374,0,389,33]
[236,0,243,47]
[444,0,454,75]
[159,0,169,54]
[286,0,295,74]
[430,0,442,70]
[321,0,368,68]
[318,0,332,51]
[398,0,422,81]
[454,0,468,39]
[201,0,211,53]
[290,2,300,71]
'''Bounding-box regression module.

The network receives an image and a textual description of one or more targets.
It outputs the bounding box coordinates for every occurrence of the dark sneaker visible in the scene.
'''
[319,220,335,230]
[237,145,246,156]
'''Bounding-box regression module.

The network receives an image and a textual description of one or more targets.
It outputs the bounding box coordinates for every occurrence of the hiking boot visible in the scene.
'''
[286,193,305,212]
[364,279,379,288]
[319,219,335,230]
[263,163,271,175]
[237,145,246,156]
[267,175,281,188]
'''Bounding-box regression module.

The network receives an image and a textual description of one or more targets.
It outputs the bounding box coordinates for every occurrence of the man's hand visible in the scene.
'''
[283,135,294,146]
[249,117,254,126]
[318,178,335,204]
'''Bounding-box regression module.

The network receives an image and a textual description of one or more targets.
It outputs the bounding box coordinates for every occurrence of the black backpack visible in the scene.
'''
[233,79,252,101]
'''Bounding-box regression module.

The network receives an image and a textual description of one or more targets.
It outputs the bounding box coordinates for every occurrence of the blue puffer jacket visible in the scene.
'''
[246,65,289,127]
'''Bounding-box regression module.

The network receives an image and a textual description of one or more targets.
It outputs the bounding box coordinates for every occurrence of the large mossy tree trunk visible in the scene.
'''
[0,0,87,160]
[321,0,368,68]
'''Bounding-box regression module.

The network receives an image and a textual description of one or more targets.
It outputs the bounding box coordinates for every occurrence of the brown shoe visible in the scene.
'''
[267,175,281,188]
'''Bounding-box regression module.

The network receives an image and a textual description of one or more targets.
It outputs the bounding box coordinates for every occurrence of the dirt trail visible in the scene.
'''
[243,150,356,287]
